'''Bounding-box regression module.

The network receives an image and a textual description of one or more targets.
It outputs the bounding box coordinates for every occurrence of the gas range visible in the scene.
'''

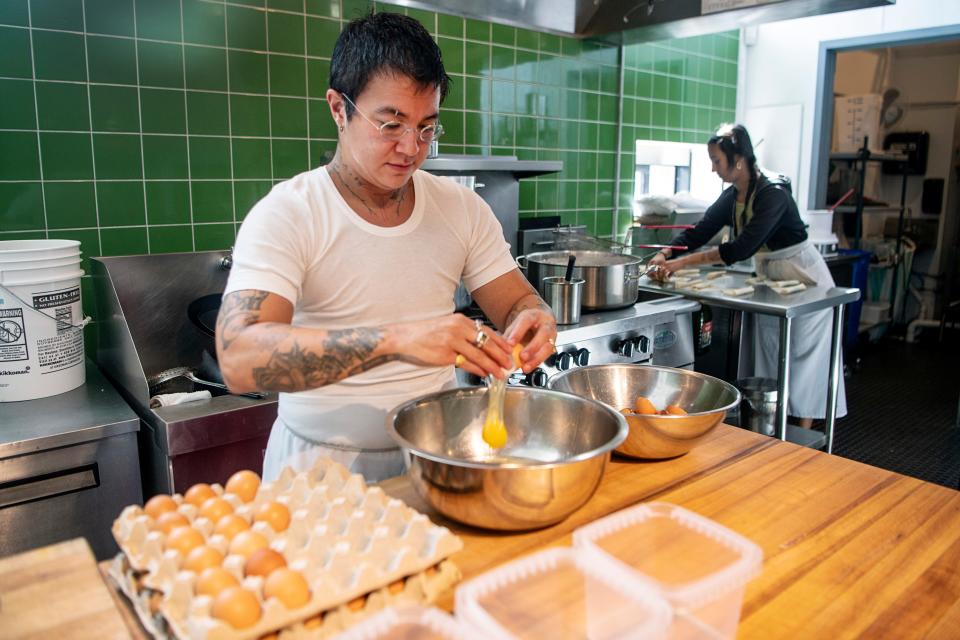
[461,292,696,387]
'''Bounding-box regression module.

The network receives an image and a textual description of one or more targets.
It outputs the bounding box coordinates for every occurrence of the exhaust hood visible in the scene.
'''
[388,0,894,42]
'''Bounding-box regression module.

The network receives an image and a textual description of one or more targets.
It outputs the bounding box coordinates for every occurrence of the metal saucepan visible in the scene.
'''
[517,250,644,310]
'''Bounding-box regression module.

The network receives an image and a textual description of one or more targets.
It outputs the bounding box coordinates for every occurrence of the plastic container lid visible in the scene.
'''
[332,605,475,640]
[572,502,763,611]
[455,547,672,639]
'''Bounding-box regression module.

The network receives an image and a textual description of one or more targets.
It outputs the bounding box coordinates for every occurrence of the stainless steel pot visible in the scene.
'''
[517,250,642,310]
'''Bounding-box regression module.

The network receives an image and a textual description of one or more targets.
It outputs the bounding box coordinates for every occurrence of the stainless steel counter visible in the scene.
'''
[640,269,861,452]
[639,270,860,318]
[421,155,562,177]
[0,360,141,559]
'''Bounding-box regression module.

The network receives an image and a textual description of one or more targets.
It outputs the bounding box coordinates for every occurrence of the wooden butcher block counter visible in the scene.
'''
[3,426,959,639]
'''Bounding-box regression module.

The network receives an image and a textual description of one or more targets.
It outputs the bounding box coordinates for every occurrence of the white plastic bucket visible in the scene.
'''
[0,240,86,402]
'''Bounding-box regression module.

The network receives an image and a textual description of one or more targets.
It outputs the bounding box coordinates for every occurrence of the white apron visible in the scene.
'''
[741,240,848,419]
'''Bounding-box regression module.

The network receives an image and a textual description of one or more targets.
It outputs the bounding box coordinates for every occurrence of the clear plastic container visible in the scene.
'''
[455,547,672,639]
[332,605,476,640]
[573,502,763,640]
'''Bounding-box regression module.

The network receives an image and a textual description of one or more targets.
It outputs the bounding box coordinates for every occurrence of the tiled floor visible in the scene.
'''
[832,333,960,489]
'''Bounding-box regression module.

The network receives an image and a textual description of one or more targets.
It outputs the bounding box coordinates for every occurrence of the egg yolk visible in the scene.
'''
[144,494,177,520]
[196,567,239,597]
[199,496,234,523]
[183,544,224,573]
[229,530,269,559]
[633,396,659,415]
[214,513,250,540]
[253,501,291,533]
[153,511,189,534]
[224,470,260,503]
[511,343,524,370]
[664,404,688,415]
[183,483,216,508]
[165,526,205,556]
[244,548,287,578]
[212,586,261,629]
[263,568,311,609]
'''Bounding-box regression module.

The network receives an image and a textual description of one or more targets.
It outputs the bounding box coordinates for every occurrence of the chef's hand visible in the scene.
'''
[387,314,514,380]
[647,251,672,282]
[504,308,557,374]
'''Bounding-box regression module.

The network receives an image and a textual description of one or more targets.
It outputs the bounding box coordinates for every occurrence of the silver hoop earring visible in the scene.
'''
[736,161,742,170]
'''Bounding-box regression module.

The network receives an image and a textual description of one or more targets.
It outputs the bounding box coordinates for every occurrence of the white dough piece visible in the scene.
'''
[722,286,755,297]
[690,282,717,291]
[675,269,700,277]
[769,279,800,287]
[772,283,807,294]
[705,271,725,280]
[745,276,769,286]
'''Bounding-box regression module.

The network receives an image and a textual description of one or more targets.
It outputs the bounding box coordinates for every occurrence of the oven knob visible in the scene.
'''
[556,352,573,371]
[574,348,590,366]
[529,368,548,387]
[616,339,635,358]
[635,335,650,354]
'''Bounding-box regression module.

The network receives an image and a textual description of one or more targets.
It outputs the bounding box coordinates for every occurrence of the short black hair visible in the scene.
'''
[708,123,757,175]
[329,11,450,119]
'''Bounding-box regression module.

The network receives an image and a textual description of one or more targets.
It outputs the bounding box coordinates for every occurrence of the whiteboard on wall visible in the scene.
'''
[743,103,803,201]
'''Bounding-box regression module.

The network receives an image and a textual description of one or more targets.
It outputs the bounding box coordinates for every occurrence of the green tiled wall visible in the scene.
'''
[618,33,739,235]
[0,0,737,346]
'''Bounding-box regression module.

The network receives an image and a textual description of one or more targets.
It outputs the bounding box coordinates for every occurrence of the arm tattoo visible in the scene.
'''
[505,292,552,328]
[216,290,269,352]
[251,328,393,392]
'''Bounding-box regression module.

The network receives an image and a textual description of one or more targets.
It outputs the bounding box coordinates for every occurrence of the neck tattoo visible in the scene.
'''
[329,158,408,219]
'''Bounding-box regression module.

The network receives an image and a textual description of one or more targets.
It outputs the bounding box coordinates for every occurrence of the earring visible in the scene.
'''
[736,161,742,170]
[339,124,344,132]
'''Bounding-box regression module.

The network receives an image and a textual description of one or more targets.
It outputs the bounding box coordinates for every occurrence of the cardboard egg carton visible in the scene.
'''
[110,458,463,640]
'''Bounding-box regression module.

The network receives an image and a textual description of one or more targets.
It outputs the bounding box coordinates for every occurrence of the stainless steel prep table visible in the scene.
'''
[0,359,141,559]
[639,270,860,451]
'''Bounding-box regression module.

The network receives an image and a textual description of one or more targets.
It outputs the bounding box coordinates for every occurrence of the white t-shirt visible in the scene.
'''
[224,167,516,449]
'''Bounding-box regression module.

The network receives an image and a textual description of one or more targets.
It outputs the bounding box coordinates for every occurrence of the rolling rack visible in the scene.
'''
[829,136,910,326]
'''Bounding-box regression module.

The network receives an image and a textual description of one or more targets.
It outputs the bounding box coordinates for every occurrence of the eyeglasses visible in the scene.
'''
[340,93,444,144]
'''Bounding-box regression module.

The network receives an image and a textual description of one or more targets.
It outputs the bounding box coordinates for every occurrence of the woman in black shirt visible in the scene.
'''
[649,124,846,428]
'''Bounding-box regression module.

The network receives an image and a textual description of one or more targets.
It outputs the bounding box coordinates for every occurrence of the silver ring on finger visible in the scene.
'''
[474,330,489,349]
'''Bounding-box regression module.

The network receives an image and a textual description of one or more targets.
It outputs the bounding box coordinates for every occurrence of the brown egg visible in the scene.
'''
[195,567,240,597]
[199,496,234,523]
[154,511,190,534]
[212,586,261,629]
[229,530,269,559]
[184,483,216,508]
[165,526,205,556]
[183,545,224,573]
[664,404,688,416]
[634,396,659,415]
[263,568,310,609]
[224,470,260,503]
[620,407,634,415]
[144,494,178,520]
[253,501,290,533]
[214,513,250,540]
[244,548,287,578]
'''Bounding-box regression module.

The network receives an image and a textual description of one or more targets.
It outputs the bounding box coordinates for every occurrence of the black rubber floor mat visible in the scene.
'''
[833,336,960,489]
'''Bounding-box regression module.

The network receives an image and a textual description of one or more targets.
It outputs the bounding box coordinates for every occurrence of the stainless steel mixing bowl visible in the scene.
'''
[386,386,627,531]
[548,364,740,459]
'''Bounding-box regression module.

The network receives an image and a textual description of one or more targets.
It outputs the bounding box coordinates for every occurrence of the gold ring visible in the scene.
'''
[474,330,489,349]
[454,354,466,368]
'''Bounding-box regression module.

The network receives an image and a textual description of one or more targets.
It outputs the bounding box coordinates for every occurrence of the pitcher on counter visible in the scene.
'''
[216,11,557,482]
[648,124,846,428]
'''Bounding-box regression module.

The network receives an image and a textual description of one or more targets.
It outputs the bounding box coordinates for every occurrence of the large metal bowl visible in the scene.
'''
[548,364,740,459]
[386,386,627,531]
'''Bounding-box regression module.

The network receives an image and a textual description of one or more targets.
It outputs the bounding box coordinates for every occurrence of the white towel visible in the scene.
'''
[150,390,212,408]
